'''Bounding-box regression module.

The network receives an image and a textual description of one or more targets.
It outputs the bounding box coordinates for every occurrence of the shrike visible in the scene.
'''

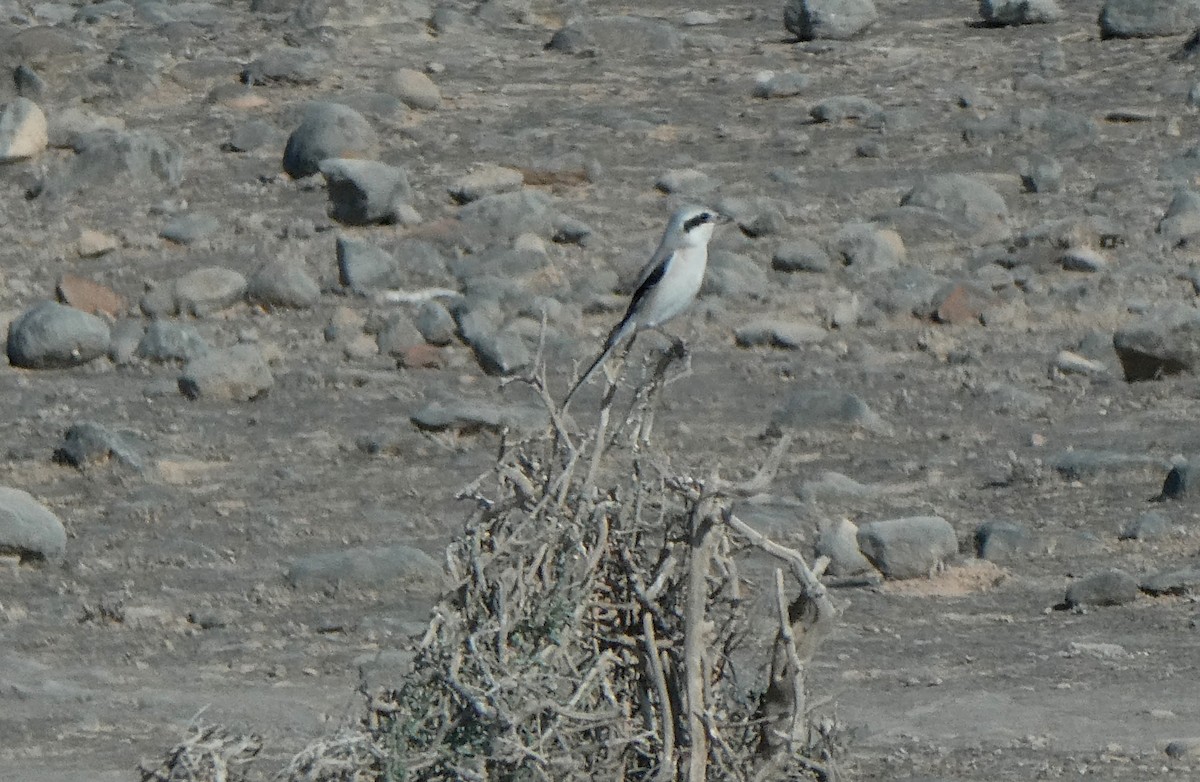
[563,204,723,408]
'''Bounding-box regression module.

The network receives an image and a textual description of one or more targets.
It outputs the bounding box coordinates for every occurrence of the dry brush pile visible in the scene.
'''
[142,345,845,782]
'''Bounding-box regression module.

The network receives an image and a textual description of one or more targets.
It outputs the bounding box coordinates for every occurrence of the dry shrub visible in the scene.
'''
[349,344,845,781]
[139,723,262,782]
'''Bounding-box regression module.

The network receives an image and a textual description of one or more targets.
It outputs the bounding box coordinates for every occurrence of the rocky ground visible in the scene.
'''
[3,0,1200,779]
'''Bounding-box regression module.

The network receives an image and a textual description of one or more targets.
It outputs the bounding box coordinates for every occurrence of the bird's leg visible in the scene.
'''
[663,333,692,387]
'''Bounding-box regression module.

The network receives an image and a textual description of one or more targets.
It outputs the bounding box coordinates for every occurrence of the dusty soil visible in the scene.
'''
[3,0,1200,779]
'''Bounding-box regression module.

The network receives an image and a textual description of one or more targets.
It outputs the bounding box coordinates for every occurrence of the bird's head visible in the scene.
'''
[670,205,726,248]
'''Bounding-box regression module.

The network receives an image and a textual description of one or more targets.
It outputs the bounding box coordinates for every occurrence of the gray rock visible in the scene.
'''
[224,119,276,153]
[135,320,209,362]
[1113,311,1200,381]
[703,250,769,299]
[466,327,530,376]
[771,389,888,432]
[375,316,424,356]
[978,382,1051,415]
[247,257,320,309]
[395,239,450,282]
[961,108,1096,150]
[281,102,378,179]
[797,471,880,501]
[773,239,831,273]
[1049,449,1164,481]
[456,190,560,244]
[1099,0,1200,39]
[450,165,524,204]
[37,129,183,200]
[54,422,142,470]
[386,68,442,110]
[337,237,399,293]
[1120,511,1171,541]
[0,96,48,162]
[715,197,786,238]
[900,174,1010,244]
[242,47,329,86]
[1140,566,1200,596]
[0,487,66,563]
[980,0,1063,25]
[831,223,905,273]
[174,267,248,316]
[1019,153,1063,193]
[415,300,457,346]
[1063,568,1139,607]
[1059,247,1107,273]
[108,319,144,365]
[7,301,110,369]
[547,15,683,56]
[159,213,220,245]
[752,70,811,98]
[785,0,878,40]
[320,158,411,225]
[815,517,876,576]
[286,544,443,589]
[974,520,1033,562]
[13,64,46,100]
[179,344,273,401]
[857,516,958,580]
[1157,188,1200,245]
[734,320,825,349]
[1156,461,1197,501]
[810,95,885,126]
[1165,739,1200,759]
[654,168,720,197]
[411,399,548,434]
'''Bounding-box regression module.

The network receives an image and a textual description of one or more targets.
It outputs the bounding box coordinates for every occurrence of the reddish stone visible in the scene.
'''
[933,283,986,325]
[56,274,125,317]
[398,344,444,369]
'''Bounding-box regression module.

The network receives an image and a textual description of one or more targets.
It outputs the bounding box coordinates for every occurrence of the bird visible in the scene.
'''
[562,204,724,408]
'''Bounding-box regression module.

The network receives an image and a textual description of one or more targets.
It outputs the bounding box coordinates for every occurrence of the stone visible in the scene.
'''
[54,422,142,470]
[931,282,990,325]
[547,15,683,56]
[1156,461,1197,500]
[1099,0,1200,39]
[386,68,441,110]
[456,190,566,244]
[1049,449,1164,481]
[654,168,720,196]
[286,544,443,589]
[0,97,48,162]
[77,229,120,258]
[56,274,125,317]
[224,120,276,153]
[1019,153,1063,193]
[734,320,825,349]
[13,64,45,100]
[1054,350,1109,376]
[247,257,320,309]
[410,400,548,434]
[1164,739,1200,759]
[375,316,424,356]
[242,47,329,86]
[174,267,248,316]
[980,0,1063,25]
[281,102,378,179]
[974,520,1033,562]
[856,516,958,580]
[771,389,888,433]
[810,95,885,126]
[1063,568,1139,607]
[7,301,110,369]
[752,70,811,98]
[38,129,183,200]
[784,0,878,40]
[159,213,220,245]
[1113,311,1200,381]
[397,344,445,369]
[449,165,524,204]
[1157,188,1200,245]
[179,344,273,401]
[337,237,399,293]
[1120,511,1171,541]
[320,158,412,225]
[466,327,531,376]
[108,320,144,365]
[773,239,831,273]
[415,300,457,345]
[1140,566,1200,596]
[136,320,208,362]
[703,251,770,299]
[815,517,876,576]
[0,487,66,563]
[900,174,1010,244]
[1059,247,1107,272]
[831,223,905,273]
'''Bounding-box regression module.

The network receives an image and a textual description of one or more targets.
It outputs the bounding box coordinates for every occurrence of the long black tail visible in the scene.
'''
[561,318,636,409]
